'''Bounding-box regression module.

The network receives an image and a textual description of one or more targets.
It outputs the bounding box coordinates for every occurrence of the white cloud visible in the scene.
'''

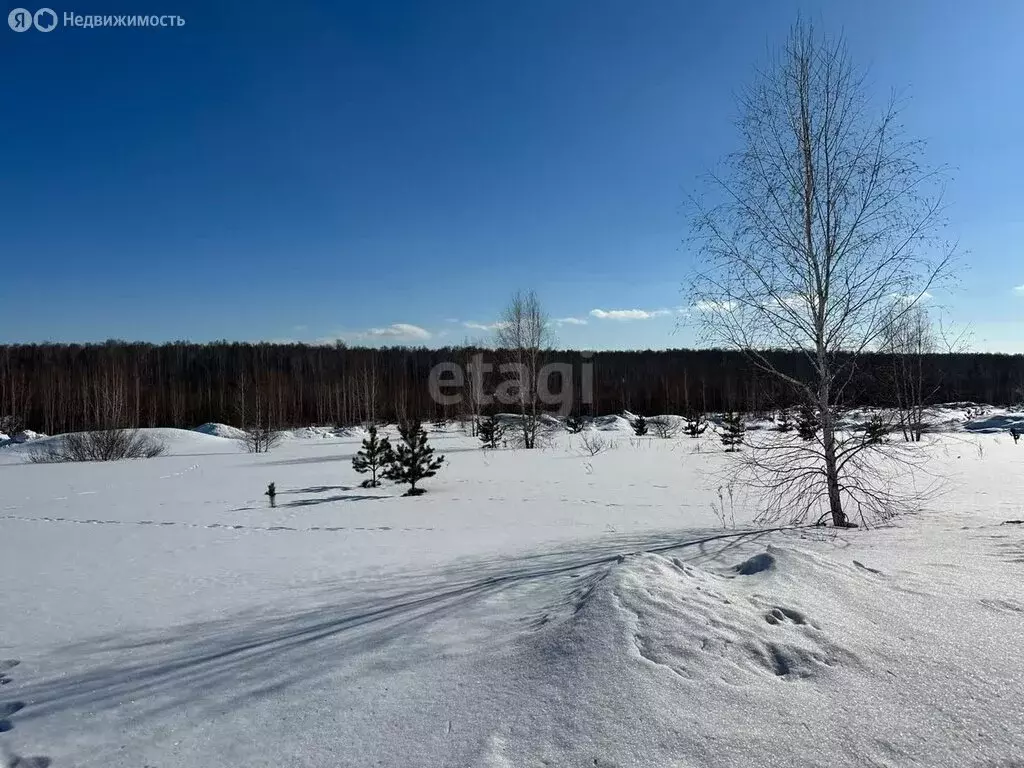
[462,320,509,332]
[444,318,460,323]
[365,323,432,340]
[554,316,588,326]
[311,322,434,345]
[692,300,737,313]
[1013,284,1024,295]
[589,308,672,321]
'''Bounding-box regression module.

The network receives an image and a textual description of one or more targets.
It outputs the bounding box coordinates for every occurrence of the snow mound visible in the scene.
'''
[287,425,344,440]
[482,549,864,765]
[0,429,47,448]
[963,412,1024,433]
[194,422,247,440]
[0,428,240,461]
[591,414,633,432]
[564,550,857,684]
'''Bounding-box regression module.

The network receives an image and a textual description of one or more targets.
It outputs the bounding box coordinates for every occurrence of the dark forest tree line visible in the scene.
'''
[0,342,1021,434]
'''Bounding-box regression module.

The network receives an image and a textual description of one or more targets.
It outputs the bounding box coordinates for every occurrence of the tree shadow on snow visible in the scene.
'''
[280,493,387,507]
[16,526,823,726]
[280,485,356,495]
[260,445,478,467]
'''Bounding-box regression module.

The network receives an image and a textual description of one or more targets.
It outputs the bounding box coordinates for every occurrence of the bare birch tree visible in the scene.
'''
[689,20,953,526]
[495,290,553,449]
[882,302,971,442]
[461,339,486,436]
[881,302,936,442]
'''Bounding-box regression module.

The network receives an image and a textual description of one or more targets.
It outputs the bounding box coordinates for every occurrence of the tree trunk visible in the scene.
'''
[822,429,847,527]
[819,373,848,527]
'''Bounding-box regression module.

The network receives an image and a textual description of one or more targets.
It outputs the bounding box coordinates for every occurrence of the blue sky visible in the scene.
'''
[2,0,1021,351]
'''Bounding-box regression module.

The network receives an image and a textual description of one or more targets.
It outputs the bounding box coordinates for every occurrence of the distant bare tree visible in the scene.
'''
[238,394,281,453]
[358,352,379,426]
[650,416,679,438]
[689,19,953,526]
[461,342,486,437]
[495,290,553,449]
[882,303,970,442]
[881,303,935,442]
[239,424,281,454]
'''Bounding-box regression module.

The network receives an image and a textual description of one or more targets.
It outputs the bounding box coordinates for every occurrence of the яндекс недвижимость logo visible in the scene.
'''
[8,8,184,30]
[8,7,57,31]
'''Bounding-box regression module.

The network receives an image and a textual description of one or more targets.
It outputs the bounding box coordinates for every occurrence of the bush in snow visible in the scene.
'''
[683,413,708,438]
[631,415,649,436]
[650,416,679,439]
[564,414,585,434]
[30,429,167,463]
[796,404,819,442]
[1011,427,1019,444]
[578,430,612,456]
[352,424,394,487]
[384,422,445,496]
[776,409,794,432]
[238,423,282,454]
[863,415,888,445]
[719,413,746,451]
[477,415,505,449]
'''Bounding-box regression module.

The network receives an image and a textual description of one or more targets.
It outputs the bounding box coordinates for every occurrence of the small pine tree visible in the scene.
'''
[864,415,887,445]
[565,414,585,434]
[631,415,649,436]
[776,409,794,432]
[796,404,819,441]
[352,424,394,487]
[384,422,445,496]
[720,412,746,451]
[683,412,708,438]
[477,415,505,449]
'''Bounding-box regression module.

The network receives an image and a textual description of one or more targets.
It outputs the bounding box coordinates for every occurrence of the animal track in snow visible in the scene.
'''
[979,597,1024,614]
[0,702,25,718]
[853,560,883,575]
[733,552,776,575]
[0,664,52,768]
[7,757,52,767]
[0,700,25,732]
[764,605,815,628]
[1,515,434,534]
[0,660,17,688]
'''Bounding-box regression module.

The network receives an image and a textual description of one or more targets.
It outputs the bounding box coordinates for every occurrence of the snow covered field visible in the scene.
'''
[1,412,1023,767]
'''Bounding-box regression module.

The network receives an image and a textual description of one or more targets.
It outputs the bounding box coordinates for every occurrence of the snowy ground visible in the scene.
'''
[1,412,1023,767]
